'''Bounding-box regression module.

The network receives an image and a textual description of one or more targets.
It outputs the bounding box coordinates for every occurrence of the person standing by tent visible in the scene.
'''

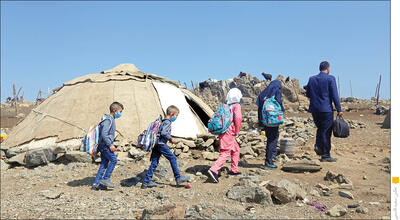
[92,102,124,190]
[208,88,243,183]
[256,80,284,170]
[305,61,342,162]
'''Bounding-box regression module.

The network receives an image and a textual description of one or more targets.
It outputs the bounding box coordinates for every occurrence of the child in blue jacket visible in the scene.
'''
[92,102,124,190]
[142,105,190,188]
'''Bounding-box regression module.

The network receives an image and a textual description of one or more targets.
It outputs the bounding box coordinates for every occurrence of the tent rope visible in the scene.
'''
[32,109,87,133]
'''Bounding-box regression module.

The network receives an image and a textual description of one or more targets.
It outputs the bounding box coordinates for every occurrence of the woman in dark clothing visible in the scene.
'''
[256,80,284,169]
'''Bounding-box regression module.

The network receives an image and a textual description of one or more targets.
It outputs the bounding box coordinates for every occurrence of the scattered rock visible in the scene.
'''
[39,190,63,199]
[240,146,255,157]
[339,191,354,199]
[348,204,360,209]
[226,186,273,205]
[310,189,320,197]
[8,153,26,165]
[128,147,145,161]
[327,204,347,217]
[1,160,11,170]
[356,206,368,214]
[324,171,352,184]
[202,152,219,161]
[204,139,214,147]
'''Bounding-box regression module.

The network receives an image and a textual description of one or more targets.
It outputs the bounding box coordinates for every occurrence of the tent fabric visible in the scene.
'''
[153,82,202,138]
[3,64,213,147]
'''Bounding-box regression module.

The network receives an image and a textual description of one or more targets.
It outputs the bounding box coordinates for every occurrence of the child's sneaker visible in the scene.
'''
[91,184,107,191]
[176,175,190,185]
[228,171,242,176]
[141,181,157,189]
[208,169,219,183]
[100,179,115,188]
[263,163,277,170]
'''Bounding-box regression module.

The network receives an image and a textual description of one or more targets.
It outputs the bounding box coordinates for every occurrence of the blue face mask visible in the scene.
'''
[170,115,178,122]
[114,111,122,119]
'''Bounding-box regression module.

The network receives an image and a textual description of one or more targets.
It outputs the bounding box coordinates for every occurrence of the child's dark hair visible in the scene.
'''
[166,105,179,115]
[110,102,124,112]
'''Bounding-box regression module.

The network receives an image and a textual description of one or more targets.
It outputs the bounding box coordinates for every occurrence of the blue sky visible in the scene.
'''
[1,1,390,101]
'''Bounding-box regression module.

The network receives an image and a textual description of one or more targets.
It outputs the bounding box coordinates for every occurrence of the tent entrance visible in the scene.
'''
[185,96,210,127]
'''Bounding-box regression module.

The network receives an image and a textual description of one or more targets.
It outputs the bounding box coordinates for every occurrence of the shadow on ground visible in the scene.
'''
[67,177,95,187]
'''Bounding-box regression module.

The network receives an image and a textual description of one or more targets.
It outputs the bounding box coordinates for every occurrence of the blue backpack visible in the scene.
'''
[262,96,284,127]
[208,104,232,135]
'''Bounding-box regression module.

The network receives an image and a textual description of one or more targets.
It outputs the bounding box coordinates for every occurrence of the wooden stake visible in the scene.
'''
[350,81,353,98]
[377,75,382,105]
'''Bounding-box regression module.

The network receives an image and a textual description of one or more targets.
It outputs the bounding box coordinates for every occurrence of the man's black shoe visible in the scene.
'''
[314,145,322,156]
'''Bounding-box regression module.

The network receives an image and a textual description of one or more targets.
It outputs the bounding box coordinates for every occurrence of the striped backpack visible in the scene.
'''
[137,116,163,152]
[208,104,232,135]
[262,96,284,127]
[81,114,113,156]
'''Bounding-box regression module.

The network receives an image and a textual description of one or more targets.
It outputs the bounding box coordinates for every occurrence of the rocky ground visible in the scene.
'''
[0,109,390,219]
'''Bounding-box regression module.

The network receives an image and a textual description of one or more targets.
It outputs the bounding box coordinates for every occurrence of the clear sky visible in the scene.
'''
[1,1,390,101]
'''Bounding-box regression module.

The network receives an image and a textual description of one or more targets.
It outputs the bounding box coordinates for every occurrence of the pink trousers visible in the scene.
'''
[210,149,240,173]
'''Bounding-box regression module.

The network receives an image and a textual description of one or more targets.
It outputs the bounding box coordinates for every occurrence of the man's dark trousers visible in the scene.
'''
[265,126,279,165]
[312,112,334,159]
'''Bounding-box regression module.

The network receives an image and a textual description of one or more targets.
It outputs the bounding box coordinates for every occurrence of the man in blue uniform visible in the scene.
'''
[305,61,343,162]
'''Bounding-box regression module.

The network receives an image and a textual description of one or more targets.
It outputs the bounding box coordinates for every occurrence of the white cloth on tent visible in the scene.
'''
[226,88,243,104]
[152,82,199,138]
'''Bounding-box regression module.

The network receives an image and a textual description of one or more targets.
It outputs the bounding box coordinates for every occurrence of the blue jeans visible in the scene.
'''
[265,126,279,165]
[143,143,181,184]
[312,112,334,159]
[93,146,118,185]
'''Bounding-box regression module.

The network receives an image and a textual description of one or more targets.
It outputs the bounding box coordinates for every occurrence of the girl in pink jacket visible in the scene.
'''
[208,88,243,183]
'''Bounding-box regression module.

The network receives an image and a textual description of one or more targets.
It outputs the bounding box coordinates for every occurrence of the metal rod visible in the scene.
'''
[377,75,382,105]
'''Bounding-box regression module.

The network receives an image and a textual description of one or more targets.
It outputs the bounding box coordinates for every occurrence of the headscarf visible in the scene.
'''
[226,88,243,105]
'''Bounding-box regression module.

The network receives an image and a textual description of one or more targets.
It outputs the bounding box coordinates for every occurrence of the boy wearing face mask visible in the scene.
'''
[92,102,124,190]
[141,105,190,188]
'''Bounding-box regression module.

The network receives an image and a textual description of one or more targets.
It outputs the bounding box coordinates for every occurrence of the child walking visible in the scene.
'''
[92,102,124,190]
[142,105,190,188]
[256,80,284,170]
[208,88,243,183]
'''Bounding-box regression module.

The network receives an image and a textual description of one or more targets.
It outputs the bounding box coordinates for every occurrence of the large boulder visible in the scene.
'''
[64,151,92,163]
[267,179,307,204]
[227,186,273,205]
[24,146,65,167]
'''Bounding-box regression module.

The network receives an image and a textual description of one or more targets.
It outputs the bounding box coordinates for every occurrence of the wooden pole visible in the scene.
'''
[13,83,18,115]
[191,80,195,90]
[376,74,382,105]
[375,83,379,98]
[350,81,353,98]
